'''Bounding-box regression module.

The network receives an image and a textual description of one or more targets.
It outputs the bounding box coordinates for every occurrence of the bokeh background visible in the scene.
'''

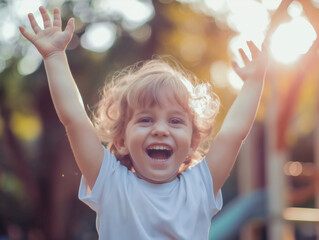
[1,0,319,239]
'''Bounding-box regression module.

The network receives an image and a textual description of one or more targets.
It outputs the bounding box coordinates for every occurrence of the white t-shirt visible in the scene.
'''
[79,147,222,240]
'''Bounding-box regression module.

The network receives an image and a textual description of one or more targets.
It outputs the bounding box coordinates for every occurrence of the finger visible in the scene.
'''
[238,48,249,64]
[28,13,41,34]
[19,26,35,43]
[247,41,260,59]
[39,6,52,29]
[53,8,62,29]
[231,61,239,72]
[64,18,75,39]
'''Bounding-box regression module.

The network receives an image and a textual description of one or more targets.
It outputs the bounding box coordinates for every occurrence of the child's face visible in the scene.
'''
[121,88,194,183]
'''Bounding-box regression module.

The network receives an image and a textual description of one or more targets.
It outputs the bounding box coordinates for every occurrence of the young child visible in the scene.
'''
[19,6,267,239]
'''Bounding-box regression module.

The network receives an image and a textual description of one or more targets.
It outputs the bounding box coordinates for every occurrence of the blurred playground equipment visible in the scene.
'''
[208,1,319,239]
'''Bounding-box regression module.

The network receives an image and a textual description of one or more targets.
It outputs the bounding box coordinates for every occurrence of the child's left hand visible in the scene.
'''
[232,41,268,82]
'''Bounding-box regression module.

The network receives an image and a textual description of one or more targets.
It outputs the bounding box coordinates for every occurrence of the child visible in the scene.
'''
[19,6,267,239]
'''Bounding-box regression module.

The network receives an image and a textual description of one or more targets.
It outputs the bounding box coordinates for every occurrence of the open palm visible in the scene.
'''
[19,6,74,59]
[232,41,268,82]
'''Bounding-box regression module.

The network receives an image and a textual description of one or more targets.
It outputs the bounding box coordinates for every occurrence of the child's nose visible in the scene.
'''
[151,122,170,137]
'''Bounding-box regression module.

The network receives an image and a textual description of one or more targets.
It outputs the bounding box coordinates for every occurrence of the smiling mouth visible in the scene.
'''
[146,146,173,160]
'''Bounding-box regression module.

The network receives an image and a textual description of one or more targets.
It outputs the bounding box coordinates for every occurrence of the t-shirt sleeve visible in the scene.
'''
[199,158,223,217]
[78,146,119,212]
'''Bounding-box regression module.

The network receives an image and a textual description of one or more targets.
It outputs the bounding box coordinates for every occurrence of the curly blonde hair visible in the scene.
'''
[92,57,220,174]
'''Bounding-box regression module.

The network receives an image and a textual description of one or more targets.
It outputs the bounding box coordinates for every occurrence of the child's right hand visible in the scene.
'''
[19,6,74,59]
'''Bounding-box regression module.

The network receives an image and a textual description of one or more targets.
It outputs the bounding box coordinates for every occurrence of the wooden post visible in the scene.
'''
[265,73,293,240]
[238,126,258,240]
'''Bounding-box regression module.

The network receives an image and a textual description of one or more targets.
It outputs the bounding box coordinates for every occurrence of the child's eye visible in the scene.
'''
[138,117,152,123]
[169,118,183,125]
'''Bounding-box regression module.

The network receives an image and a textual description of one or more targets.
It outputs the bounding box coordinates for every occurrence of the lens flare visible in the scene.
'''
[270,17,317,64]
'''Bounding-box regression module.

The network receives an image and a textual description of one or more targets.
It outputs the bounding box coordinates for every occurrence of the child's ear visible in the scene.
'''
[114,138,129,155]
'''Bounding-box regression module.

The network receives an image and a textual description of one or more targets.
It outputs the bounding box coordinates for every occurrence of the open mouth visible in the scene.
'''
[146,145,173,160]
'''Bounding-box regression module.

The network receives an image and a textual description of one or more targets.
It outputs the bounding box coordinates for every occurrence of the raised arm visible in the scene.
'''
[206,41,268,196]
[20,7,103,189]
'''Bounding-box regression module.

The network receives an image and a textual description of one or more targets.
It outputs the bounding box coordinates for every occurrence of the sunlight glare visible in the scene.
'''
[115,0,152,23]
[270,17,317,64]
[228,69,244,91]
[204,0,228,13]
[93,0,154,30]
[261,0,282,10]
[81,22,116,53]
[13,0,46,18]
[18,46,42,75]
[226,0,270,36]
[0,21,19,42]
[287,1,302,18]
